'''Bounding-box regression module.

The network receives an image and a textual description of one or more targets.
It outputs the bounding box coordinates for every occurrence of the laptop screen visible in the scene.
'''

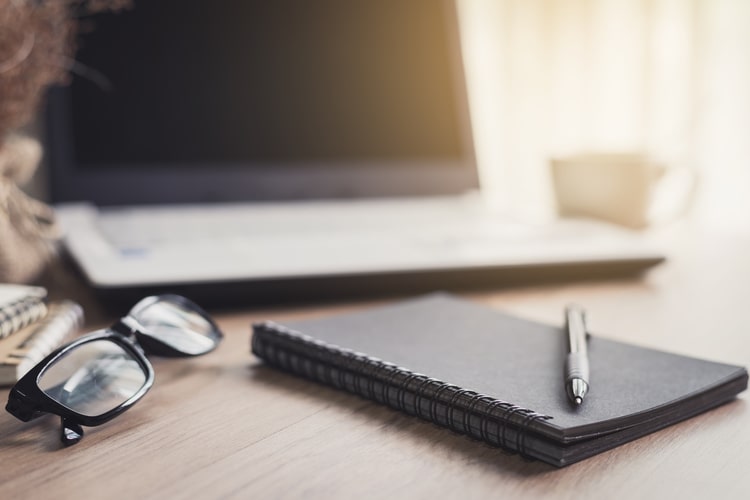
[47,0,476,205]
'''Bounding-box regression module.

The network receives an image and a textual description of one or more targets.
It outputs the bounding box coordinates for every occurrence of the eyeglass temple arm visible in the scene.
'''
[60,417,84,446]
[6,388,47,422]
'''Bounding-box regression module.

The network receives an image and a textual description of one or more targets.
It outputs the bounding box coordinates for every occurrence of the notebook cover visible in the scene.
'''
[251,293,747,466]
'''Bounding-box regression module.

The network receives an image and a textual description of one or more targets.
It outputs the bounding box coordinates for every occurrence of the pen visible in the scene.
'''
[564,305,590,405]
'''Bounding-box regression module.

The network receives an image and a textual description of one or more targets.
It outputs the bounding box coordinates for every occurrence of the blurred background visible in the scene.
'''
[14,0,749,234]
[458,0,750,232]
[4,0,749,290]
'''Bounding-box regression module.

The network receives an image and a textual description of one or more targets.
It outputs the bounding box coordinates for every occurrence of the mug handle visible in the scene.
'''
[648,166,698,226]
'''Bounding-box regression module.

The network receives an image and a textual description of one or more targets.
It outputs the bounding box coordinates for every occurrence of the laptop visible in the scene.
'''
[46,0,663,304]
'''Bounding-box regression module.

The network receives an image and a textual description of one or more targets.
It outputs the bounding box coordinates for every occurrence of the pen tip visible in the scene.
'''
[575,396,583,405]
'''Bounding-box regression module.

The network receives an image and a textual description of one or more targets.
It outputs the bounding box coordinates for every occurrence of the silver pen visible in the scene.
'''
[564,305,590,405]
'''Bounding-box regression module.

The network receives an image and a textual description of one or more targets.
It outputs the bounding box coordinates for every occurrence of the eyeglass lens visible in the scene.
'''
[131,298,221,355]
[38,340,148,418]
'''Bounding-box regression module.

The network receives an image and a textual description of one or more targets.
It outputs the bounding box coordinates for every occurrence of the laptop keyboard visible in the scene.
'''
[96,199,578,253]
[56,199,659,286]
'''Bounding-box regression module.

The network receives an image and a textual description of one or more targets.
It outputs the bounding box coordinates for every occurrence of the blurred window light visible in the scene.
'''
[458,0,750,232]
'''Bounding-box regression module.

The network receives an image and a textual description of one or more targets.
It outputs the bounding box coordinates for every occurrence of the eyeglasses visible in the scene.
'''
[5,294,223,446]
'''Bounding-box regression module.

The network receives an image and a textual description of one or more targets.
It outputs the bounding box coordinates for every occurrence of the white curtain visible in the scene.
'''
[458,0,750,231]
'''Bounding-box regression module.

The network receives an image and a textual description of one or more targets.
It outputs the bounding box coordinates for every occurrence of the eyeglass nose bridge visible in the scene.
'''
[109,316,150,357]
[109,315,195,358]
[110,316,143,340]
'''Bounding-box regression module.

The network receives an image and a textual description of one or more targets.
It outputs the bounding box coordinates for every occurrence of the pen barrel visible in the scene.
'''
[565,352,590,384]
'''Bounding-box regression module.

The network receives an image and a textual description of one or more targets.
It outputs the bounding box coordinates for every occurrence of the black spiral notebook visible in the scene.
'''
[251,294,748,467]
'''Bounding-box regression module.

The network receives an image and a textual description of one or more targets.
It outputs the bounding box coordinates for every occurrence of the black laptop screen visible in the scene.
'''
[48,0,476,205]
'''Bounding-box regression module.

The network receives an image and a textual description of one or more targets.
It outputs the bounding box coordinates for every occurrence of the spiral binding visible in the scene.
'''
[0,296,47,340]
[0,301,84,383]
[252,321,553,459]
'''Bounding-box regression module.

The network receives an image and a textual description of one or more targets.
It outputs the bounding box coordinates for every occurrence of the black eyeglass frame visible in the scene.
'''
[5,294,222,445]
[6,331,154,427]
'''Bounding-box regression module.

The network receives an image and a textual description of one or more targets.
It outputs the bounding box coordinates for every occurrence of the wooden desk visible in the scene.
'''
[2,224,749,499]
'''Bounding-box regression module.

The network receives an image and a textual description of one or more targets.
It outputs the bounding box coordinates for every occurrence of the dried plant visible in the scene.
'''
[0,0,130,283]
[0,0,131,144]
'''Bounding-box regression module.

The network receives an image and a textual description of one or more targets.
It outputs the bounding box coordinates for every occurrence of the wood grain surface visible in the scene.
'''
[1,223,748,499]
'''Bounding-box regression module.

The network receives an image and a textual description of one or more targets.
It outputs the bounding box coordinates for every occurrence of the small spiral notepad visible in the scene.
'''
[0,301,84,385]
[252,293,748,467]
[0,285,48,340]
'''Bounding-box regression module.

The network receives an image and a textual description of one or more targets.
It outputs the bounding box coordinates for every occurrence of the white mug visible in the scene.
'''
[550,153,695,229]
